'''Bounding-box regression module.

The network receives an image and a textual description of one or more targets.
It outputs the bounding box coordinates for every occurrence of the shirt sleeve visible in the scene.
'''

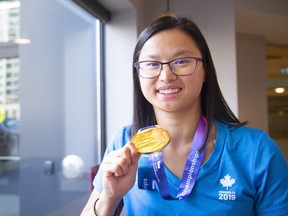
[254,132,288,215]
[93,126,131,192]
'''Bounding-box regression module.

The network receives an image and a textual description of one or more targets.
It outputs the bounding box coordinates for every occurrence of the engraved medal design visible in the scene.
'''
[132,125,170,154]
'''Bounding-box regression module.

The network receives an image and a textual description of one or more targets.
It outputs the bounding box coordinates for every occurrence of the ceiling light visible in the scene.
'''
[14,38,31,44]
[275,87,285,94]
[162,0,176,17]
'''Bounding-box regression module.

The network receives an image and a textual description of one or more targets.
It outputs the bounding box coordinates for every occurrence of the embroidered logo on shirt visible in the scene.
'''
[220,174,235,189]
[218,174,237,201]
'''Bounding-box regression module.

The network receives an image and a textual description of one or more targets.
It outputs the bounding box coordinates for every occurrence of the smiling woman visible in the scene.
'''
[81,16,288,216]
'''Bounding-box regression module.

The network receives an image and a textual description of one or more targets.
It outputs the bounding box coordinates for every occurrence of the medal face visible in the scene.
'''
[131,125,170,154]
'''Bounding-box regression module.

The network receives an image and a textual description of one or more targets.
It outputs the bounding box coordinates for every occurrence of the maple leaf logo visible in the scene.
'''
[220,174,236,190]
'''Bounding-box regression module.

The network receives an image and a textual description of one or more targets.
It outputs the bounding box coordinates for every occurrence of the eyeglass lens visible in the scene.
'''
[136,57,200,78]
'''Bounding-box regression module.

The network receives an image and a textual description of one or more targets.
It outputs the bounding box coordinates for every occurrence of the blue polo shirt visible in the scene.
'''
[94,121,288,216]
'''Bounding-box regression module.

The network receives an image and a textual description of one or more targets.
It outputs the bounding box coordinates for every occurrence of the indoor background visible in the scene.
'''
[0,0,287,215]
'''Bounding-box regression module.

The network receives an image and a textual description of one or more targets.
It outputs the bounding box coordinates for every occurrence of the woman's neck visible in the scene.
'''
[154,109,202,147]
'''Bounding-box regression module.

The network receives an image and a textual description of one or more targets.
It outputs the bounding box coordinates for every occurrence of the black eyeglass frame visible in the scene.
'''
[134,56,203,79]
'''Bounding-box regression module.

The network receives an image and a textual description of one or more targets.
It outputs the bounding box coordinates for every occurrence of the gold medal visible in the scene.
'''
[131,125,170,154]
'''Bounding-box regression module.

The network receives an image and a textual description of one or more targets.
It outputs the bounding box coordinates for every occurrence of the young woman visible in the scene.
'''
[81,16,288,216]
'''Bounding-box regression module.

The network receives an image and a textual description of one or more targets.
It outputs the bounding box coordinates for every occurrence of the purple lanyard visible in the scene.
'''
[148,115,207,200]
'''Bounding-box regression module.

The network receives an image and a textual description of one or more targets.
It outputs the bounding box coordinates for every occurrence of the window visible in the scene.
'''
[0,0,109,215]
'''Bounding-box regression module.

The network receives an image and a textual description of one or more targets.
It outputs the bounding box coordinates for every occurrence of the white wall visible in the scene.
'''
[236,33,268,131]
[105,10,137,141]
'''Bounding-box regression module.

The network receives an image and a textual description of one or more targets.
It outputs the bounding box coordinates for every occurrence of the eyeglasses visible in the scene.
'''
[134,57,202,79]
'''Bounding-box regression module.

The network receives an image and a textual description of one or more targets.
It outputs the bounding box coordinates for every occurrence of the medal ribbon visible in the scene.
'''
[144,115,207,200]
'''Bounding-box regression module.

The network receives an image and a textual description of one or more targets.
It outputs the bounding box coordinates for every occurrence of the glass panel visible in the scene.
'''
[0,57,20,159]
[0,0,103,215]
[0,1,20,215]
[0,0,20,43]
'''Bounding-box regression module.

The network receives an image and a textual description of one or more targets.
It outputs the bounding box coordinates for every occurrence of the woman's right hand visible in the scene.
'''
[81,142,140,216]
[100,141,141,202]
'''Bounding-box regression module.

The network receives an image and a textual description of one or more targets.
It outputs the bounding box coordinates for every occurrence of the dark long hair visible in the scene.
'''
[131,16,246,147]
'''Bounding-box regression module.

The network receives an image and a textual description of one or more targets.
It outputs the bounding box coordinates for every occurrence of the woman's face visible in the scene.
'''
[138,28,205,114]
